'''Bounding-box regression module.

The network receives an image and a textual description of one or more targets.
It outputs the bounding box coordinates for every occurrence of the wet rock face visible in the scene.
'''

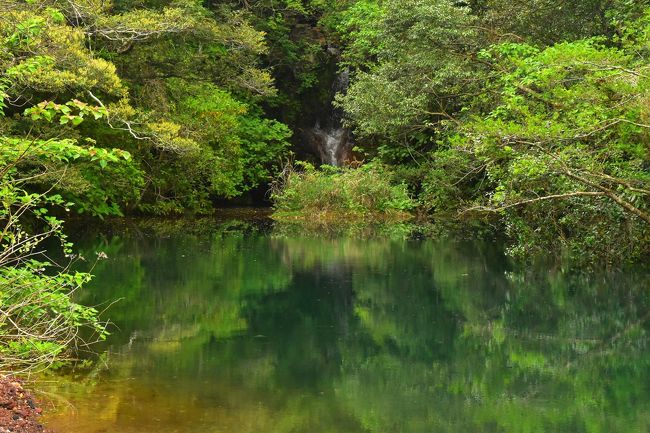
[0,377,50,433]
[303,68,354,166]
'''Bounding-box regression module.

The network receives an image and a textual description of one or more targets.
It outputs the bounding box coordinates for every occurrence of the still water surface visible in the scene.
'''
[42,216,650,433]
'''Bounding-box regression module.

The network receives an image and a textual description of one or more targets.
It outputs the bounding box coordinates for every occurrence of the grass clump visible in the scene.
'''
[271,162,415,222]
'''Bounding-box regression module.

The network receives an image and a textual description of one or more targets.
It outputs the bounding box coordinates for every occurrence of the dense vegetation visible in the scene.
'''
[2,0,649,255]
[1,0,650,370]
[276,0,650,263]
[335,0,650,263]
[271,162,414,221]
[0,0,291,370]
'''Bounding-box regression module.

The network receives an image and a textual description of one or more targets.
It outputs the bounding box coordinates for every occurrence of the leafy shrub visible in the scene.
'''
[0,98,115,372]
[0,177,109,373]
[271,162,415,220]
[0,262,107,373]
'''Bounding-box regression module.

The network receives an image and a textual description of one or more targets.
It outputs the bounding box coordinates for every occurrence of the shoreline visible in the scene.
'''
[0,376,50,433]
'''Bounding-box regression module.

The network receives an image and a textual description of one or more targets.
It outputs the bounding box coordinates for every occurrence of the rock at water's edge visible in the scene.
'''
[0,376,50,433]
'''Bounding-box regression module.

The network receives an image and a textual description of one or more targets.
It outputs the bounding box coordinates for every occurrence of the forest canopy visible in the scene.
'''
[1,0,291,216]
[1,0,649,283]
[332,0,650,262]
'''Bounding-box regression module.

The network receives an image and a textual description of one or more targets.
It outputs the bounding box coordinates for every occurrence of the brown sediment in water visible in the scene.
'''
[0,377,50,433]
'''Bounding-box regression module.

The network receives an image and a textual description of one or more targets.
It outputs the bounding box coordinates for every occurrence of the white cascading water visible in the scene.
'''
[310,68,351,166]
[313,122,347,166]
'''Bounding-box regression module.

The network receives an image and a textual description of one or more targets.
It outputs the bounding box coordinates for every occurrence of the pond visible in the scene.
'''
[41,213,650,433]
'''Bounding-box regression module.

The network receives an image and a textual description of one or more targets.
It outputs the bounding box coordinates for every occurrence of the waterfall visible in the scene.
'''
[312,122,347,166]
[308,68,352,166]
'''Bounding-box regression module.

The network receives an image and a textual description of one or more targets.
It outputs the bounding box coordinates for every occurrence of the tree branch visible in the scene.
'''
[464,191,607,214]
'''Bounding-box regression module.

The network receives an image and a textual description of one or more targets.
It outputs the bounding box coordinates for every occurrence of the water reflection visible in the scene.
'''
[42,219,650,433]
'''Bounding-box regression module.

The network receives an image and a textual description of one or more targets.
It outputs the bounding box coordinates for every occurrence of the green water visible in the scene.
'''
[42,216,650,433]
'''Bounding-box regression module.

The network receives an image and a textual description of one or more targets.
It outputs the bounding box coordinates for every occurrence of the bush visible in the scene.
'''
[0,182,108,373]
[0,99,114,373]
[271,162,415,221]
[0,262,107,373]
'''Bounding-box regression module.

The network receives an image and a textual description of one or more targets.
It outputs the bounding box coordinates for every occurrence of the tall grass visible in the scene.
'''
[271,162,415,221]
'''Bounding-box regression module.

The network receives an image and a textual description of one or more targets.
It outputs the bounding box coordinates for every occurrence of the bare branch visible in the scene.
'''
[464,191,607,214]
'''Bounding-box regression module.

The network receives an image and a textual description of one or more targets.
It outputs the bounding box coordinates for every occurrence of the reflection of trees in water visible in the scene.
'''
[340,263,650,433]
[51,221,650,433]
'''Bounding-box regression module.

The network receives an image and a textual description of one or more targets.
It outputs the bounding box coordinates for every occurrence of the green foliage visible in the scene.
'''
[101,2,293,213]
[338,0,480,152]
[455,35,650,262]
[0,6,126,99]
[272,162,415,220]
[469,0,617,44]
[127,79,291,214]
[0,262,107,372]
[1,98,137,217]
[0,141,111,371]
[331,0,650,263]
[238,115,293,190]
[419,145,490,216]
[0,50,133,372]
[25,99,108,125]
[1,0,293,216]
[324,0,383,69]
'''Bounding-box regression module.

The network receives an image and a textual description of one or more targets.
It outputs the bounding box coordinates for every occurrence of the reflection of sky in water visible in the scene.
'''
[42,219,650,433]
